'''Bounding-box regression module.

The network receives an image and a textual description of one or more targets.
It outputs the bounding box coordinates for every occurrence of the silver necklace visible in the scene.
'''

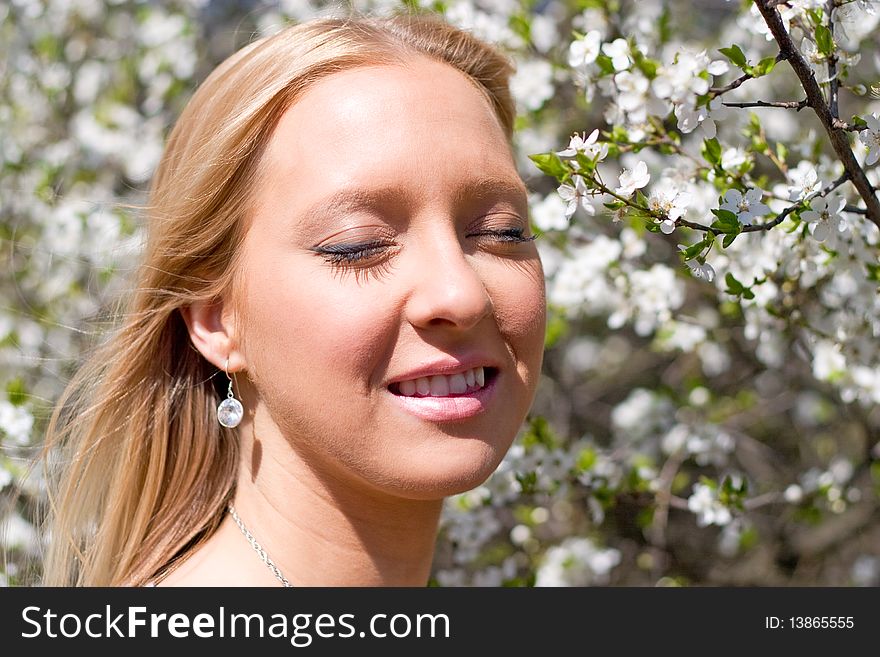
[227,504,293,587]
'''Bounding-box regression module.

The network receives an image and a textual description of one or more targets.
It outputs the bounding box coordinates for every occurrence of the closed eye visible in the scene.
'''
[310,240,397,283]
[312,241,391,263]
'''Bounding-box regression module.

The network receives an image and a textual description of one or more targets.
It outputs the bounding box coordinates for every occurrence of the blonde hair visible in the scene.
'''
[40,12,516,586]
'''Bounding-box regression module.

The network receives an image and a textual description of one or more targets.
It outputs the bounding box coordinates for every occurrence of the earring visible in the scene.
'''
[217,358,244,428]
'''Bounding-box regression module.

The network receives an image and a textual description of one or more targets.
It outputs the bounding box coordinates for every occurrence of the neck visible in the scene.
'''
[229,431,444,587]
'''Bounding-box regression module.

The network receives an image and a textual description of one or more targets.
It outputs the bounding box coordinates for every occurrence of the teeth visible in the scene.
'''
[465,369,476,387]
[429,375,449,396]
[393,366,490,398]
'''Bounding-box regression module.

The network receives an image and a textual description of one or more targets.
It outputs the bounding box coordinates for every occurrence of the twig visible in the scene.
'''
[676,172,849,235]
[743,491,785,510]
[709,52,786,98]
[710,71,754,97]
[722,98,809,110]
[753,0,880,229]
[832,120,868,132]
[649,450,687,549]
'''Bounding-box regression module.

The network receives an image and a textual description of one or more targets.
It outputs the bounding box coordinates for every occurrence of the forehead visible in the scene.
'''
[253,59,520,219]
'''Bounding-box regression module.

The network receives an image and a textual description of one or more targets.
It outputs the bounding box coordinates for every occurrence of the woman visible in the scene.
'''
[41,11,546,586]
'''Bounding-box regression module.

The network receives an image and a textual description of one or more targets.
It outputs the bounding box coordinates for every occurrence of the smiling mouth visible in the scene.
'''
[388,366,499,398]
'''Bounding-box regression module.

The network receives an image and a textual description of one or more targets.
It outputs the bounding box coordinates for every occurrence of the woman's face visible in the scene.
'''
[234,57,545,499]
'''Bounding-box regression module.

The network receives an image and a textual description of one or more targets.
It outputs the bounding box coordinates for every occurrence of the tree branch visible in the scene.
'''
[676,172,849,235]
[722,98,809,110]
[753,0,880,229]
[709,71,754,98]
[710,52,786,98]
[649,450,687,549]
[826,0,840,119]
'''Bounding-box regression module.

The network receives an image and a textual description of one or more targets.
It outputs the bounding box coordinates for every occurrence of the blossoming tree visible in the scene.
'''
[1,0,878,587]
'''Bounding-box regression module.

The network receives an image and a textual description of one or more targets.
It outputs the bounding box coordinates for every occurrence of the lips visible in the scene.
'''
[384,355,502,422]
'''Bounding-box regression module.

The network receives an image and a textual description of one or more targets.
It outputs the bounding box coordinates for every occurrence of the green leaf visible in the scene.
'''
[718,44,747,68]
[573,153,593,176]
[595,53,615,76]
[723,271,753,296]
[850,115,869,130]
[776,141,788,163]
[658,7,672,44]
[509,13,531,43]
[710,208,740,230]
[725,272,743,292]
[609,125,629,142]
[815,25,833,57]
[528,152,568,180]
[523,415,556,448]
[544,310,569,349]
[680,238,708,260]
[5,378,28,406]
[633,50,659,79]
[577,447,597,471]
[722,232,739,248]
[754,56,777,77]
[702,138,722,166]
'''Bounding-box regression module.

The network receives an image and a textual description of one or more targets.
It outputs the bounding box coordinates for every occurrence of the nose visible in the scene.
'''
[404,231,492,332]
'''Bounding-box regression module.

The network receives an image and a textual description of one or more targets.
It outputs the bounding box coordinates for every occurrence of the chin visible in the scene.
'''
[371,435,513,501]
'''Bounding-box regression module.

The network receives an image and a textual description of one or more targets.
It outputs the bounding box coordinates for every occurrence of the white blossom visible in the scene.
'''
[509,58,554,112]
[649,185,692,233]
[568,30,602,69]
[720,146,748,173]
[557,175,594,218]
[535,537,621,586]
[616,160,650,196]
[530,192,570,232]
[787,160,822,201]
[720,188,770,226]
[601,38,631,71]
[687,483,732,527]
[801,195,846,241]
[685,259,716,282]
[784,484,804,503]
[858,113,880,165]
[800,38,835,84]
[0,402,34,446]
[556,128,607,162]
[812,340,847,381]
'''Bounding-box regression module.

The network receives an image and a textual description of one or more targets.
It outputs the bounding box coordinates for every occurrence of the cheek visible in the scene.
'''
[487,259,546,369]
[237,259,397,396]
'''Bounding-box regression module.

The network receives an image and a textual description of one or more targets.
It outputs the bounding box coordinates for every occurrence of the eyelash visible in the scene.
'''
[312,240,396,283]
[467,227,537,243]
[313,228,535,280]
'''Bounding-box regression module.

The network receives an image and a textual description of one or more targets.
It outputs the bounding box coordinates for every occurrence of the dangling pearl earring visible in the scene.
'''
[217,357,244,428]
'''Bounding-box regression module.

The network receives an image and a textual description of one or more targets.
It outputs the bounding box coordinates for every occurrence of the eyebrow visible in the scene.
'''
[296,177,529,232]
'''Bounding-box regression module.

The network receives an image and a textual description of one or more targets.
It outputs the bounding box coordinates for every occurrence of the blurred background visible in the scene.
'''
[1,0,879,587]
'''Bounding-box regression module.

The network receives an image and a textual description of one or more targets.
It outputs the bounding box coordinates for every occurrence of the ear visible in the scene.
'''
[179,301,246,372]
